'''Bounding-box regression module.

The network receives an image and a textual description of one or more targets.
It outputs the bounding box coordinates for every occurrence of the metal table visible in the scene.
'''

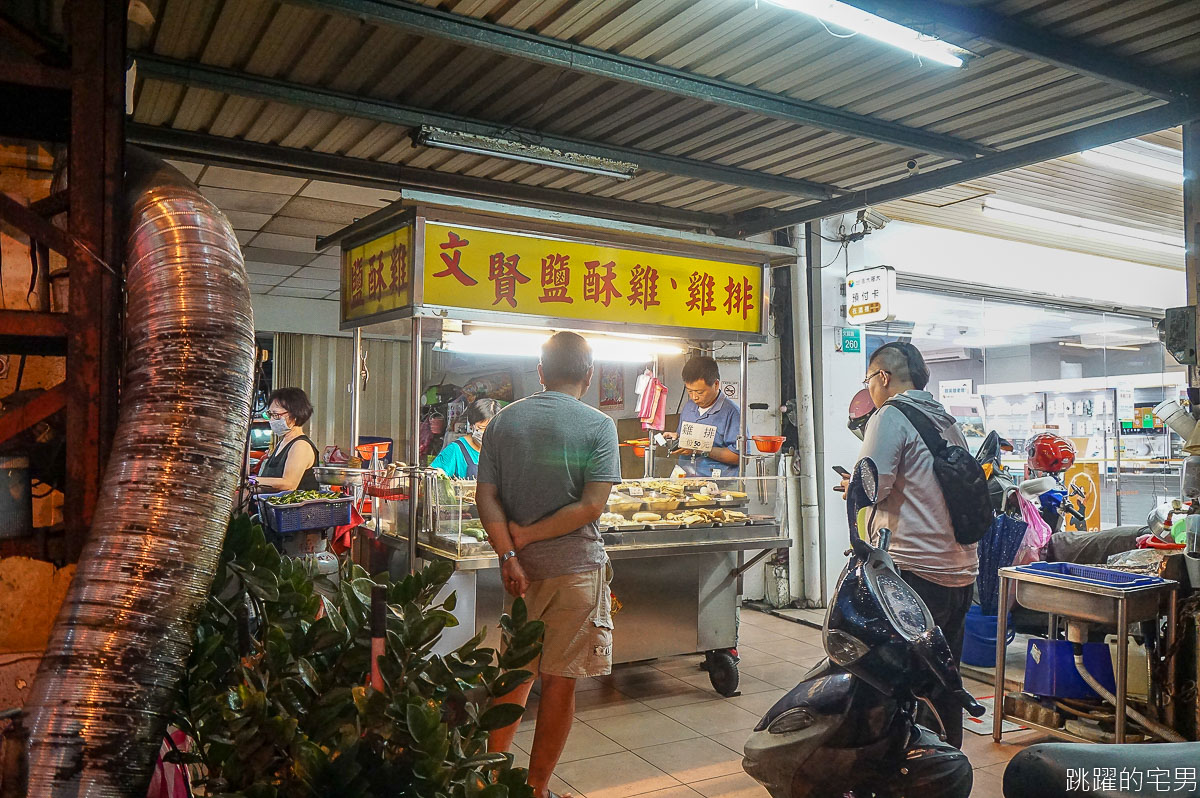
[992,566,1178,744]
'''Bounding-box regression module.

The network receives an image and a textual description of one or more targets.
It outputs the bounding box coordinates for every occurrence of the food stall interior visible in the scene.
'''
[322,195,797,696]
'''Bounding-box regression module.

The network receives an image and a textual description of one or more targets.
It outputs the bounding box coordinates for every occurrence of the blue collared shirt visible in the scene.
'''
[676,392,741,476]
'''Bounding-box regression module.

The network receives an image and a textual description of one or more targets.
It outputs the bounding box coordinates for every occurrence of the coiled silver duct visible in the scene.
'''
[21,148,256,796]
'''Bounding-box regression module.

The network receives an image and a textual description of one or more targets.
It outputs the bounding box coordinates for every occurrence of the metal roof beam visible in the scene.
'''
[288,0,991,160]
[839,0,1193,102]
[728,100,1200,236]
[126,124,730,231]
[137,54,841,201]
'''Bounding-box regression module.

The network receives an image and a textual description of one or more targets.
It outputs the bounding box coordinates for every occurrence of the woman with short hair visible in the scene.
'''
[254,387,320,492]
[430,398,500,479]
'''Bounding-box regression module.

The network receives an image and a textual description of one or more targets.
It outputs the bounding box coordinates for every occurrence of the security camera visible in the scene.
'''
[858,207,891,232]
[905,159,920,175]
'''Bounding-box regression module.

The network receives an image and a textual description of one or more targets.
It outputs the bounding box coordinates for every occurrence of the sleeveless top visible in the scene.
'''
[260,434,320,491]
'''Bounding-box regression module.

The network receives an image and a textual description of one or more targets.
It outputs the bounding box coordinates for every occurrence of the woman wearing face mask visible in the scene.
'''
[429,398,499,479]
[254,387,321,492]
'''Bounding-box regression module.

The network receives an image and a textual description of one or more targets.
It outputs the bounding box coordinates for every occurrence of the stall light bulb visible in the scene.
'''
[437,330,685,364]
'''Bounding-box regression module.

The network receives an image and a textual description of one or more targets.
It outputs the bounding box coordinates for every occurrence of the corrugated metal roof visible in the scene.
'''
[118,0,1198,294]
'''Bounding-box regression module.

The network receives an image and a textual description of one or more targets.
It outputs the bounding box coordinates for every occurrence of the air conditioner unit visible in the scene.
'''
[923,347,975,363]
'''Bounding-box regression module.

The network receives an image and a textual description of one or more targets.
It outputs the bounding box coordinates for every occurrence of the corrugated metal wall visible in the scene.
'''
[273,333,417,461]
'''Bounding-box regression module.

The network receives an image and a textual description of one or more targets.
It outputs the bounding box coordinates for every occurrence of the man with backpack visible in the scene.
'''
[839,341,984,748]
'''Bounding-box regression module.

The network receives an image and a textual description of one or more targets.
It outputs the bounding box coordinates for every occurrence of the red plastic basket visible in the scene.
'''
[365,472,409,500]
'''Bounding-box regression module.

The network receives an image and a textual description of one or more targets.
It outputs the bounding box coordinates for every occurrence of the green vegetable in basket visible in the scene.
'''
[265,490,341,506]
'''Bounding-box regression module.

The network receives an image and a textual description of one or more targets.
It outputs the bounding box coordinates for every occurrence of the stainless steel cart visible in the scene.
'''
[992,565,1178,743]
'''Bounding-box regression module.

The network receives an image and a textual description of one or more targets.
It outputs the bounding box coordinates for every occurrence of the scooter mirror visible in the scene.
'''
[854,458,879,504]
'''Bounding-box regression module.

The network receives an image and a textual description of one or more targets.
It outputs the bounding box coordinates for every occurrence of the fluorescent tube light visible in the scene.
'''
[437,328,684,363]
[418,126,638,180]
[1078,141,1182,185]
[981,197,1185,256]
[1058,342,1141,353]
[766,0,970,67]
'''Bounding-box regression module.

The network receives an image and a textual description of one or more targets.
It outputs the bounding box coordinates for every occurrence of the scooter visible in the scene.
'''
[742,457,985,798]
[1004,741,1200,798]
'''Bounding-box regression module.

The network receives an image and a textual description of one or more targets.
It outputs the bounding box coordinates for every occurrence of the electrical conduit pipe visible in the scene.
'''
[788,229,822,607]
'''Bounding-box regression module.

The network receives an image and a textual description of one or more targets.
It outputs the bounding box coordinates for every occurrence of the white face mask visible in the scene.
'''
[471,425,485,445]
[269,417,291,436]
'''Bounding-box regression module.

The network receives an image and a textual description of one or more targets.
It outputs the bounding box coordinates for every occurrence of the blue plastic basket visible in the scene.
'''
[1015,561,1163,588]
[259,494,353,534]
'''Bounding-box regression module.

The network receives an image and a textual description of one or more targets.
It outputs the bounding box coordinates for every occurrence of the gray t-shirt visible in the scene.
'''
[477,390,622,581]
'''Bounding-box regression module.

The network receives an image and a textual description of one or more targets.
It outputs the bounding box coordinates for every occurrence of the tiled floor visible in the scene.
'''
[506,607,1041,798]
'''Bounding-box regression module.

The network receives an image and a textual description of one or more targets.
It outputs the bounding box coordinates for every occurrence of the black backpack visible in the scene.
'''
[885,400,993,546]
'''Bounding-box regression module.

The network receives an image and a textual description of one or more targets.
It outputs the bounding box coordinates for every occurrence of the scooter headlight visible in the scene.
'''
[824,629,869,664]
[767,707,815,735]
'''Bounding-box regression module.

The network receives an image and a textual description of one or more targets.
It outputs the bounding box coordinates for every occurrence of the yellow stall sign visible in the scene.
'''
[420,223,764,335]
[341,225,413,324]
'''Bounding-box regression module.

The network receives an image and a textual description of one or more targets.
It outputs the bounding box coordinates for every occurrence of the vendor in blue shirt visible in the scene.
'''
[429,398,500,479]
[663,356,741,477]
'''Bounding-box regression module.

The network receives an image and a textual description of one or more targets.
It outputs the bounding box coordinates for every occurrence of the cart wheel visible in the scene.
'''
[706,651,740,697]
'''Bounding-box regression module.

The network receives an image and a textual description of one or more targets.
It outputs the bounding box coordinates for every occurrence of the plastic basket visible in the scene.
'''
[1015,561,1163,588]
[259,494,353,533]
[365,472,409,501]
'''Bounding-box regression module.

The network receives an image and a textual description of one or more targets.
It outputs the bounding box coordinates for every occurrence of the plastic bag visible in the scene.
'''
[1106,547,1168,575]
[1014,492,1053,566]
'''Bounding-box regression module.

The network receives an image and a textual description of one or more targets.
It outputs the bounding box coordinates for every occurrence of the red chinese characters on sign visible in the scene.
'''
[583,260,622,307]
[723,276,754,320]
[488,252,530,308]
[349,256,365,308]
[627,264,660,310]
[389,243,408,291]
[686,271,716,315]
[539,254,572,304]
[434,230,477,286]
[367,253,385,299]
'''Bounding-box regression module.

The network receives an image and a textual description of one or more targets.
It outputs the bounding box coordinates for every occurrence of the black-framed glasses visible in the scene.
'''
[264,410,287,420]
[862,369,889,387]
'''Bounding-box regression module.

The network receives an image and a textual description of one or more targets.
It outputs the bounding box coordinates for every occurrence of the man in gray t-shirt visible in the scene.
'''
[479,331,621,798]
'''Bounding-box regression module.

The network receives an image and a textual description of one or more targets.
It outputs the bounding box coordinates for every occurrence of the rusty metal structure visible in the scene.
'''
[0,0,124,559]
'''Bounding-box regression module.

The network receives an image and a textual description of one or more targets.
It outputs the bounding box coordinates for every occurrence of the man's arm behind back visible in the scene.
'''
[509,481,613,548]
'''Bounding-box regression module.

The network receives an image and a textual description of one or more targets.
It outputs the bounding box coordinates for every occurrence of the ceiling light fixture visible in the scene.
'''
[1078,141,1183,185]
[1058,342,1141,352]
[437,328,684,363]
[765,0,971,67]
[417,126,639,180]
[981,197,1185,256]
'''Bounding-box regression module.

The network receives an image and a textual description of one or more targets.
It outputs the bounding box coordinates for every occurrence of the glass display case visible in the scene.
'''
[379,473,786,562]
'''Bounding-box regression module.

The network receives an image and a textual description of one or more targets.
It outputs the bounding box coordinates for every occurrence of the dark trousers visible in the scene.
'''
[899,570,974,749]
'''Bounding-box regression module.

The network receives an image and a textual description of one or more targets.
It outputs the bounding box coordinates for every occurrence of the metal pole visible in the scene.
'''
[408,318,422,574]
[350,327,362,452]
[1115,599,1129,743]
[1184,123,1198,388]
[739,342,748,478]
[1114,388,1123,524]
[992,573,1010,742]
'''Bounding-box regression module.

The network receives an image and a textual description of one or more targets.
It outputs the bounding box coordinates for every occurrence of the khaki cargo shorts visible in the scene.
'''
[515,561,614,678]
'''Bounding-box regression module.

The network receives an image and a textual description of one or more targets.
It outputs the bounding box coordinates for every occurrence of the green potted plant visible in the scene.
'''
[169,515,542,798]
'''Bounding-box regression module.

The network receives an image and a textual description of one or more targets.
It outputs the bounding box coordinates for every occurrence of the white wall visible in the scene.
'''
[252,295,344,336]
[857,220,1184,309]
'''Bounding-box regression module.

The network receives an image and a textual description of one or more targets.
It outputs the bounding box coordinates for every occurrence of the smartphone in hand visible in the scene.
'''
[832,465,850,492]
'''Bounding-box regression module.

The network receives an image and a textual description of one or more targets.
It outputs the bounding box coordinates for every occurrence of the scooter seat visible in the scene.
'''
[1005,742,1200,798]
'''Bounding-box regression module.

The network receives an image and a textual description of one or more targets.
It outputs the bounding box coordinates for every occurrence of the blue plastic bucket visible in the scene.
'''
[962,605,1015,667]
